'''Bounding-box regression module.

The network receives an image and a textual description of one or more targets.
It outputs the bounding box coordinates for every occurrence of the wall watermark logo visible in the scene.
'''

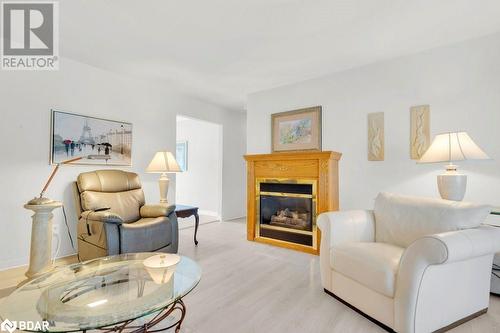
[1,1,59,70]
[1,319,50,332]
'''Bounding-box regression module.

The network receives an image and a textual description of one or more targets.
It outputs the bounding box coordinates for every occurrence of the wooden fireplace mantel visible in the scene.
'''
[244,151,341,255]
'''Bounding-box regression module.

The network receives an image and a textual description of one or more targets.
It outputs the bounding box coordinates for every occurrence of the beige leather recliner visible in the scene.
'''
[73,170,178,261]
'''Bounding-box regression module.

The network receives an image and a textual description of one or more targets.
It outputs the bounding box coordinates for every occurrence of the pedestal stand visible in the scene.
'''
[22,201,62,283]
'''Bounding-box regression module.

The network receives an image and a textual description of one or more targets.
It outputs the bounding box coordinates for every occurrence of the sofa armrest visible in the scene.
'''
[394,226,500,332]
[81,210,123,224]
[317,210,375,248]
[429,226,500,263]
[140,204,176,218]
[317,210,375,290]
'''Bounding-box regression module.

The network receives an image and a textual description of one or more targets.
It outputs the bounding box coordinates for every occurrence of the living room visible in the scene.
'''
[0,1,500,333]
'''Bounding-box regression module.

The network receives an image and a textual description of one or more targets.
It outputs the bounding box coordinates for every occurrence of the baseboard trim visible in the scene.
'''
[179,219,220,231]
[224,215,246,221]
[0,253,78,273]
[324,288,396,333]
[324,289,488,333]
[198,210,220,218]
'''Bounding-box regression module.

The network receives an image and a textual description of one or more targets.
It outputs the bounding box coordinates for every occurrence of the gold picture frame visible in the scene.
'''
[271,106,322,152]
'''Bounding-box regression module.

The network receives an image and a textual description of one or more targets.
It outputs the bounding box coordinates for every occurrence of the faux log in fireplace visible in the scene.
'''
[244,151,341,255]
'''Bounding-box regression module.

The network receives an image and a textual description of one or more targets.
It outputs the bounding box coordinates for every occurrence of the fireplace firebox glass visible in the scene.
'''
[258,181,314,246]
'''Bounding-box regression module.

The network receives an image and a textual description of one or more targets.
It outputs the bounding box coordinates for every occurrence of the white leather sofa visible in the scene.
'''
[318,192,500,333]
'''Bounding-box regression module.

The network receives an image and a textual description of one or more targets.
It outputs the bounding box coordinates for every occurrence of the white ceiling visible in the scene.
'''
[60,0,500,110]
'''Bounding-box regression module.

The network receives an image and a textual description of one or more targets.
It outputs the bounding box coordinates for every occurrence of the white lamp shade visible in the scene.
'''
[418,132,490,164]
[146,151,182,173]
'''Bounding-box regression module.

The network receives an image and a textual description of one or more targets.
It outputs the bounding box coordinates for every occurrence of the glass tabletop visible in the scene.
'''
[0,253,201,332]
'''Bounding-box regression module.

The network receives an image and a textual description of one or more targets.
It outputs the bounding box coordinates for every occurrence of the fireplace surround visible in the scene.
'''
[244,151,341,254]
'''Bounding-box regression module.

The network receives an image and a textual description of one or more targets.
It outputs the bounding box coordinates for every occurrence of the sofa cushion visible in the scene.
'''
[374,192,491,248]
[331,242,404,297]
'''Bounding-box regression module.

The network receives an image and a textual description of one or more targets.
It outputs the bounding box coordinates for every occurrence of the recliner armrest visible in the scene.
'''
[81,210,123,224]
[140,204,176,218]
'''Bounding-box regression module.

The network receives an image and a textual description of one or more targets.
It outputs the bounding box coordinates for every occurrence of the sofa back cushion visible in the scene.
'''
[374,192,491,248]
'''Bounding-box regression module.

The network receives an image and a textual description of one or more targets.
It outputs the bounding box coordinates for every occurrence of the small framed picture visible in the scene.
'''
[176,141,188,171]
[271,106,322,152]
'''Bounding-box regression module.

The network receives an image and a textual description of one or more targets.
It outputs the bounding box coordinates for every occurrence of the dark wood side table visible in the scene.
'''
[175,205,200,245]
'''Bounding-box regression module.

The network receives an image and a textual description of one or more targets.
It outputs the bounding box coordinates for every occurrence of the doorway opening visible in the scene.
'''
[176,115,223,226]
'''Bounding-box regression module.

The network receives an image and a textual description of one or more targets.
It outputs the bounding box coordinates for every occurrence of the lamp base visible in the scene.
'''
[158,173,170,204]
[437,171,467,201]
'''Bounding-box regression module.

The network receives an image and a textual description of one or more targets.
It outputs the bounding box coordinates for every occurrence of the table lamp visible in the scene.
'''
[146,151,182,203]
[418,132,490,201]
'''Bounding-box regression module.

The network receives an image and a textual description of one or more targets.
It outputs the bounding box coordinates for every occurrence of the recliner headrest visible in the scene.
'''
[77,170,142,193]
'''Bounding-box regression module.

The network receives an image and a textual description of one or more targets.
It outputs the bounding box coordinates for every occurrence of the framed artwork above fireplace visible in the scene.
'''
[271,106,322,152]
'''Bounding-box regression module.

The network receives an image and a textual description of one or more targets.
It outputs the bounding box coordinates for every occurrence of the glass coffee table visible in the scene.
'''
[0,253,201,332]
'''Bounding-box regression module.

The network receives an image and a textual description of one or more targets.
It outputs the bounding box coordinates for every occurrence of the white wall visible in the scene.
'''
[176,116,222,217]
[0,57,246,270]
[247,33,500,210]
[178,105,247,220]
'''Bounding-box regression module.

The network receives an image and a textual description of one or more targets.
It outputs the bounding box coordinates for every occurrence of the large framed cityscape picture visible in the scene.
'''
[50,110,133,166]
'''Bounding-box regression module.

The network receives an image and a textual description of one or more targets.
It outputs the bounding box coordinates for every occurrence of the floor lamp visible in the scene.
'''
[22,157,82,283]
